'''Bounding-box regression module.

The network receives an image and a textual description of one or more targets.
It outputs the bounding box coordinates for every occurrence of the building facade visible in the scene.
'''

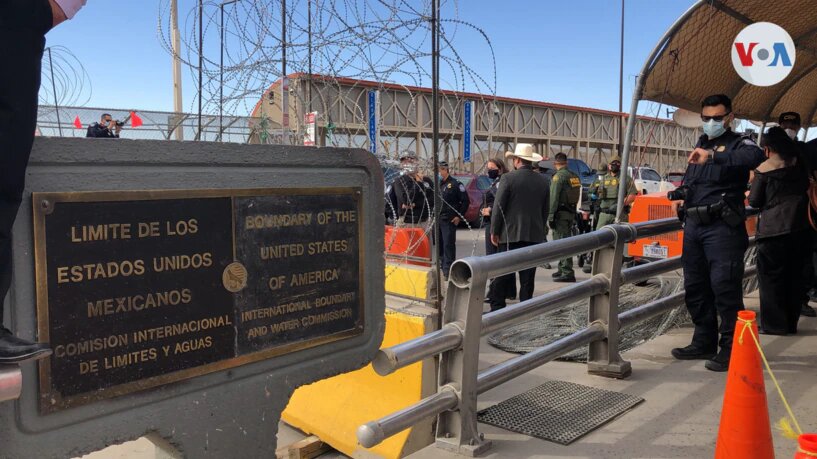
[252,74,701,175]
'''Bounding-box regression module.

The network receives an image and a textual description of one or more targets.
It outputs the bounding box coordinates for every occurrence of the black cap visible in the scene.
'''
[439,161,449,168]
[779,112,801,125]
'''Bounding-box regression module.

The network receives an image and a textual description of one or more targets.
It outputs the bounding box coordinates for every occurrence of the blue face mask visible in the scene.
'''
[703,119,726,139]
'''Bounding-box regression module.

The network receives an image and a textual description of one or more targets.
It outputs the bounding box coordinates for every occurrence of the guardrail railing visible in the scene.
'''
[358,213,759,455]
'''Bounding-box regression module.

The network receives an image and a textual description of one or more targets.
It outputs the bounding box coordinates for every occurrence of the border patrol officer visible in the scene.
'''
[673,94,765,372]
[588,156,637,229]
[548,153,581,282]
[438,161,469,277]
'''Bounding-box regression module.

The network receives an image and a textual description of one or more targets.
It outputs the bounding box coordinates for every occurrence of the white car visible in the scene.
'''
[629,166,676,195]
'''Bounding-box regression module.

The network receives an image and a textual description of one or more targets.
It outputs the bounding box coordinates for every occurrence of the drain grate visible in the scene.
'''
[477,380,644,445]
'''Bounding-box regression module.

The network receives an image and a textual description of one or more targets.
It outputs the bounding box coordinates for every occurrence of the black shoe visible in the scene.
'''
[543,263,553,270]
[808,289,817,303]
[704,352,731,372]
[553,273,576,283]
[758,328,792,336]
[801,304,817,317]
[551,271,560,278]
[671,344,716,360]
[0,329,52,364]
[582,265,592,274]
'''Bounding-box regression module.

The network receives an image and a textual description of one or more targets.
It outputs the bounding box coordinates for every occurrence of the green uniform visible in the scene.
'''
[589,172,637,228]
[548,167,581,276]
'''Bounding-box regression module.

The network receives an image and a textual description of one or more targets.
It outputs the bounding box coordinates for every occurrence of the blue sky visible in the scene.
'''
[44,0,694,116]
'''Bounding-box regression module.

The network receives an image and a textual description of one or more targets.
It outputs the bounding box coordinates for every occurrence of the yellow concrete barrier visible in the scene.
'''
[384,263,433,300]
[282,306,437,458]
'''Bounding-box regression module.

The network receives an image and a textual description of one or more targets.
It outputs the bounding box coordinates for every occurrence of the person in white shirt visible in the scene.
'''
[0,0,85,363]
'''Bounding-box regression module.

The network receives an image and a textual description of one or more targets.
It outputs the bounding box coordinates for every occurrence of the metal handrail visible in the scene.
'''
[358,213,760,453]
[373,219,684,378]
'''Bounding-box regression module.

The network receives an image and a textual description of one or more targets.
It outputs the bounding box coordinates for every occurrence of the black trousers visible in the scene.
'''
[682,220,748,354]
[438,218,457,276]
[487,241,537,312]
[806,231,817,295]
[0,0,52,326]
[484,224,516,300]
[757,231,810,334]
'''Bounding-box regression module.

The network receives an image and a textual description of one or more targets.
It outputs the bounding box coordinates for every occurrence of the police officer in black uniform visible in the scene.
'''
[438,161,470,277]
[392,151,435,225]
[86,113,122,138]
[671,94,765,372]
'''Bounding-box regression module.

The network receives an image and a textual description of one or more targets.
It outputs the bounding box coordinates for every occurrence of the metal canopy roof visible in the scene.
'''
[641,0,817,126]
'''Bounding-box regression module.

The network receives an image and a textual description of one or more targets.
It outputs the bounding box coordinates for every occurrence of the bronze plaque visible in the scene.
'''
[33,188,364,413]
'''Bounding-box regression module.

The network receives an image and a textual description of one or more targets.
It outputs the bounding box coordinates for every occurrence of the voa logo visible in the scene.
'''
[732,22,795,87]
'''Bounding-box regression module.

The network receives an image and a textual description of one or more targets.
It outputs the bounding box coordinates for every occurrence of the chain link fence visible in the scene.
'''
[36,105,301,144]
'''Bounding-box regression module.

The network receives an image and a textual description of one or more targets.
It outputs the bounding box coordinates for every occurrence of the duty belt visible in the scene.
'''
[684,199,744,227]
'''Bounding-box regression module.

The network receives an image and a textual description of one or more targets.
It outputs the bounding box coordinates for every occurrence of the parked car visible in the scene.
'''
[629,166,676,195]
[664,171,685,188]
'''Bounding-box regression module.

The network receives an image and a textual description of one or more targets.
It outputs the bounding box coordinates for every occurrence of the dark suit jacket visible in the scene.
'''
[491,165,549,244]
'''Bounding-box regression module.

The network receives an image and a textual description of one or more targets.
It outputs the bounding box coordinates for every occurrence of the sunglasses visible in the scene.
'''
[701,112,731,122]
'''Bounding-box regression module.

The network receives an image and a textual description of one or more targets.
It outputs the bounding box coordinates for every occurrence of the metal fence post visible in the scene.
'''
[434,259,492,456]
[586,224,633,378]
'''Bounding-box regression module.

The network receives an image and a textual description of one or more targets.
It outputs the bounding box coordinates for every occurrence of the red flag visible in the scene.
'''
[73,115,82,129]
[130,111,143,128]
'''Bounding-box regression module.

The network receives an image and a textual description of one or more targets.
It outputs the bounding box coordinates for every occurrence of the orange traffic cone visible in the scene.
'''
[795,434,817,458]
[714,310,775,458]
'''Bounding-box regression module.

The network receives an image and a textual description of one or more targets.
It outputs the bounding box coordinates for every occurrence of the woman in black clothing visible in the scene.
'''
[480,158,508,254]
[481,158,516,302]
[749,127,811,335]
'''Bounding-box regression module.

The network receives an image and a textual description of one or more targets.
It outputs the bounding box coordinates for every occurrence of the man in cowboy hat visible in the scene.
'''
[487,144,550,311]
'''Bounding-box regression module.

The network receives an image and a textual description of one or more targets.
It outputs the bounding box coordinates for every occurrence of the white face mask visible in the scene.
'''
[785,128,798,140]
[703,119,726,139]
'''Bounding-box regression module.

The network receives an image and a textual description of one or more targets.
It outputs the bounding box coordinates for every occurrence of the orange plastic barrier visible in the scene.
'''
[384,226,431,266]
[628,193,758,261]
[714,310,774,459]
[628,193,683,260]
[795,434,817,458]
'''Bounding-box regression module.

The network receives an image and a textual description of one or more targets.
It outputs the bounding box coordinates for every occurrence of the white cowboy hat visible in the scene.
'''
[504,143,543,163]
